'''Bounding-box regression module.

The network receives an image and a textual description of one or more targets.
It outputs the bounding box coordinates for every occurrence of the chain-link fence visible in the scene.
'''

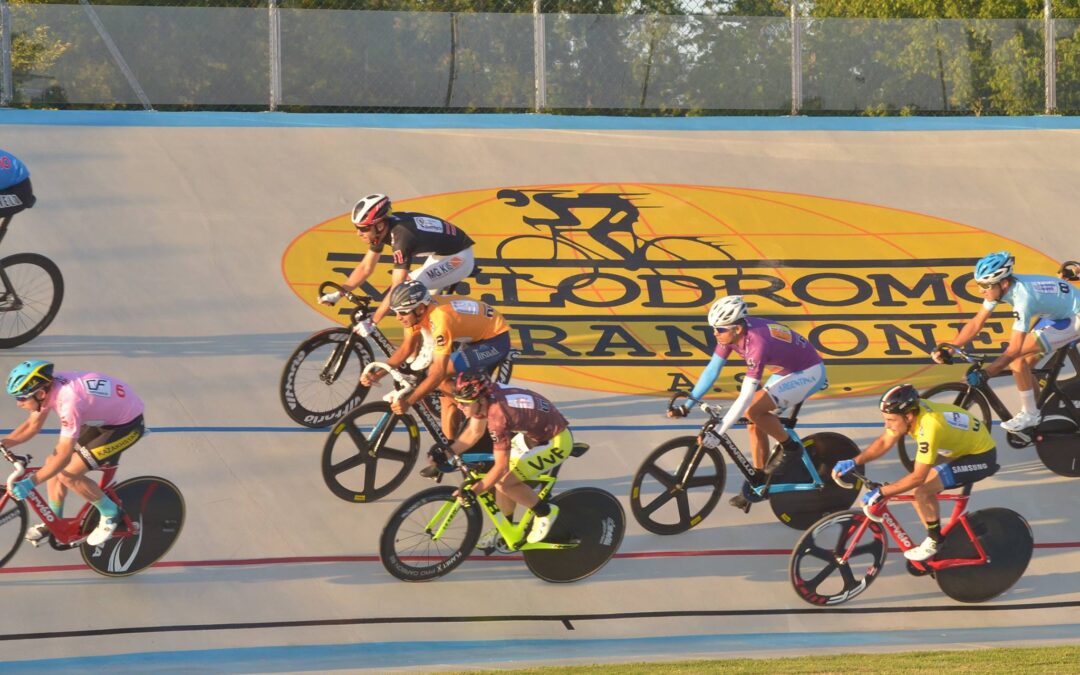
[3,0,1080,114]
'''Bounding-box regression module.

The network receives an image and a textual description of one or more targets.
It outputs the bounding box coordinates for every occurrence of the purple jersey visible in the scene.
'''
[715,317,822,381]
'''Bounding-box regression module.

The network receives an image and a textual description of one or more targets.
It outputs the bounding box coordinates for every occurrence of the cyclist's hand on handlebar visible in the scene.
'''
[390,395,411,416]
[453,485,476,506]
[353,318,375,338]
[966,369,988,388]
[861,486,883,508]
[930,347,950,364]
[832,459,856,480]
[360,368,386,388]
[9,476,34,500]
[319,291,342,306]
[667,404,690,419]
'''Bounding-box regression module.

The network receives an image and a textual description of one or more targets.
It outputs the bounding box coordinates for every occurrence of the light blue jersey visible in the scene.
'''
[0,150,29,190]
[983,273,1080,332]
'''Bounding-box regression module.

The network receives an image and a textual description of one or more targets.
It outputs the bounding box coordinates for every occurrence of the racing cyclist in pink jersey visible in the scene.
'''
[2,361,146,547]
[434,371,572,553]
[669,296,827,512]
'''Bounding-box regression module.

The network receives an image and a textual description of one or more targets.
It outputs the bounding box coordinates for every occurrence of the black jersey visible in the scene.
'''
[371,212,474,270]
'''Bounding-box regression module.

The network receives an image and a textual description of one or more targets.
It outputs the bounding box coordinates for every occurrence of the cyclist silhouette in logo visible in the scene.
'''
[496,189,735,288]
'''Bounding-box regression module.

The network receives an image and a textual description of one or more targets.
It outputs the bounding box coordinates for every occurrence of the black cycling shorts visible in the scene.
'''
[75,415,146,470]
[0,178,35,219]
[935,447,999,489]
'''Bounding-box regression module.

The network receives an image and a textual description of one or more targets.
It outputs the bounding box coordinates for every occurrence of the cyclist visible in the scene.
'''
[319,194,476,336]
[933,251,1080,433]
[361,280,511,439]
[439,371,570,551]
[1,361,145,547]
[670,295,827,512]
[0,149,35,218]
[833,384,998,562]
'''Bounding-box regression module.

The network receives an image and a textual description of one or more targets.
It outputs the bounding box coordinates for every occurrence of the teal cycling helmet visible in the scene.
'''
[7,360,54,398]
[974,251,1014,286]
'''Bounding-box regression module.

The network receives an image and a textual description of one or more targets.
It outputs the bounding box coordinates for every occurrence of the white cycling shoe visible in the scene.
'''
[903,536,939,562]
[1001,410,1041,433]
[86,515,120,547]
[476,527,512,555]
[24,523,50,546]
[526,505,560,544]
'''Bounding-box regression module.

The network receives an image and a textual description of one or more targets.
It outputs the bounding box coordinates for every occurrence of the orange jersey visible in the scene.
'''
[411,296,510,355]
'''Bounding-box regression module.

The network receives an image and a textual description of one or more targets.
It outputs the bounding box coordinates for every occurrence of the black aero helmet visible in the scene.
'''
[879,384,920,414]
[388,280,431,313]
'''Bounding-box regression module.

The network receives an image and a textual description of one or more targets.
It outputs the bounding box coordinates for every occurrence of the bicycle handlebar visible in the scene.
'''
[934,342,986,367]
[832,468,881,491]
[361,361,415,402]
[668,391,725,419]
[1059,261,1080,282]
[0,445,30,493]
[319,281,371,308]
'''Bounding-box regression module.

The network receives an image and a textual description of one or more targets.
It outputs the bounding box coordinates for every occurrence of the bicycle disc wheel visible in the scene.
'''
[0,497,28,568]
[280,327,373,427]
[380,485,481,582]
[80,476,185,577]
[789,509,887,606]
[898,383,991,472]
[1034,391,1080,476]
[322,402,420,503]
[629,436,726,535]
[935,508,1033,603]
[769,432,861,530]
[523,487,625,583]
[0,252,64,349]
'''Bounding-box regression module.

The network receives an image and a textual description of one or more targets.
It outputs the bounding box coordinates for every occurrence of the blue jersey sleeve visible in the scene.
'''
[689,353,725,404]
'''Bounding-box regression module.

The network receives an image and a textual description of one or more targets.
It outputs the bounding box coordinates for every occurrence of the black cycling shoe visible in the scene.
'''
[419,464,441,479]
[729,492,753,513]
[765,447,802,477]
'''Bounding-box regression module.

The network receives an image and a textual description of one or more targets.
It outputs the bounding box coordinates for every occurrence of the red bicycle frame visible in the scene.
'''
[2,464,131,547]
[841,491,989,573]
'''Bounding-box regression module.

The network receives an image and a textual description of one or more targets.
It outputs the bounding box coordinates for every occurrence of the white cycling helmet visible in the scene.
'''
[708,295,748,328]
[351,194,392,228]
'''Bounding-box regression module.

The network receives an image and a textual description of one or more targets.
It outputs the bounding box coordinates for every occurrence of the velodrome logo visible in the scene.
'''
[282,185,1061,397]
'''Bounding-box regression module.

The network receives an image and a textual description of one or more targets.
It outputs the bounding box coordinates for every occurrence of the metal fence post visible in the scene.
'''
[78,0,152,110]
[1045,0,1056,114]
[269,0,281,111]
[1,0,13,107]
[790,1,801,115]
[533,0,545,113]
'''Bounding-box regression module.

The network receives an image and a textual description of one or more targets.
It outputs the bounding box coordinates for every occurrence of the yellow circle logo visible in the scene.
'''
[282,185,1060,397]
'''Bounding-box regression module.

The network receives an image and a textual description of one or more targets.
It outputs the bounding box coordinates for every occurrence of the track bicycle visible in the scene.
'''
[790,470,1033,605]
[629,392,862,533]
[280,275,494,428]
[0,446,184,576]
[0,213,64,348]
[898,341,1080,477]
[321,360,515,503]
[380,445,625,583]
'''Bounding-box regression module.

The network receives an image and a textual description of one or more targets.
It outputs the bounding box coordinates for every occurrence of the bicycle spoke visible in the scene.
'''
[837,561,858,590]
[851,542,880,558]
[805,560,840,591]
[642,462,677,490]
[343,424,371,450]
[802,544,837,563]
[330,452,369,476]
[364,460,379,494]
[638,490,677,517]
[377,446,413,464]
[684,473,720,489]
[676,492,692,525]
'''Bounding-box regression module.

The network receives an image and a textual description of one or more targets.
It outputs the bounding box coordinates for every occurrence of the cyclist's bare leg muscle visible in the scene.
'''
[911,472,944,526]
[54,452,105,503]
[745,390,787,470]
[1008,332,1047,395]
[494,472,540,513]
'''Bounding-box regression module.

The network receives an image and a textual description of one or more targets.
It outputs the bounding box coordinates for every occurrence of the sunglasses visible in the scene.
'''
[394,309,415,318]
[354,218,386,234]
[15,392,37,402]
[453,397,478,405]
[976,281,997,290]
[713,326,733,334]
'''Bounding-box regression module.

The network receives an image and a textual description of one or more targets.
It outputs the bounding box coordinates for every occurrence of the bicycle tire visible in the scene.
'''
[80,476,185,577]
[768,432,861,531]
[280,327,374,428]
[629,436,726,535]
[522,487,625,583]
[0,496,28,568]
[0,252,64,349]
[322,402,420,503]
[898,383,992,472]
[1034,391,1080,477]
[379,485,482,582]
[935,507,1033,603]
[789,509,888,606]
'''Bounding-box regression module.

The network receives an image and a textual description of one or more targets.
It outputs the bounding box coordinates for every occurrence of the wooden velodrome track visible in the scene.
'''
[1,112,1078,671]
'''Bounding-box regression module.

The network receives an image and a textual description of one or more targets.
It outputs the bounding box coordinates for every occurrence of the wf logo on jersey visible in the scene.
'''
[284,185,1065,396]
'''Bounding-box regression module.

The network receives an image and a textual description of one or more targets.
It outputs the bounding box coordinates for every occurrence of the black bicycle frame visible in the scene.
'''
[962,344,1080,425]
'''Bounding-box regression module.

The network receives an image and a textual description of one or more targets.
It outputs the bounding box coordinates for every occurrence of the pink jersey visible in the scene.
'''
[43,371,144,438]
[715,317,822,381]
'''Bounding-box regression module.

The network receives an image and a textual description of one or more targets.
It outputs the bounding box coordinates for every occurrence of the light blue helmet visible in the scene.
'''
[974,251,1014,286]
[6,360,54,398]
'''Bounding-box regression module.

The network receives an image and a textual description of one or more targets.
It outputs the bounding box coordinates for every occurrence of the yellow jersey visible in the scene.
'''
[900,399,996,466]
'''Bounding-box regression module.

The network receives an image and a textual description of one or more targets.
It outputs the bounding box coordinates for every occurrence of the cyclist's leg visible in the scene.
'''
[62,416,146,503]
[908,448,998,561]
[409,248,475,294]
[505,429,574,507]
[760,363,827,473]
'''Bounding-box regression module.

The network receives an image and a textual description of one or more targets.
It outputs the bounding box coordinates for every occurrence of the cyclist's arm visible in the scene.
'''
[385,329,423,369]
[405,351,450,407]
[687,353,725,406]
[470,445,510,495]
[450,416,487,454]
[880,460,932,498]
[26,435,76,484]
[984,329,1028,377]
[945,305,994,350]
[1,409,49,447]
[852,430,899,466]
[339,249,381,293]
[370,267,410,324]
[714,376,759,436]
